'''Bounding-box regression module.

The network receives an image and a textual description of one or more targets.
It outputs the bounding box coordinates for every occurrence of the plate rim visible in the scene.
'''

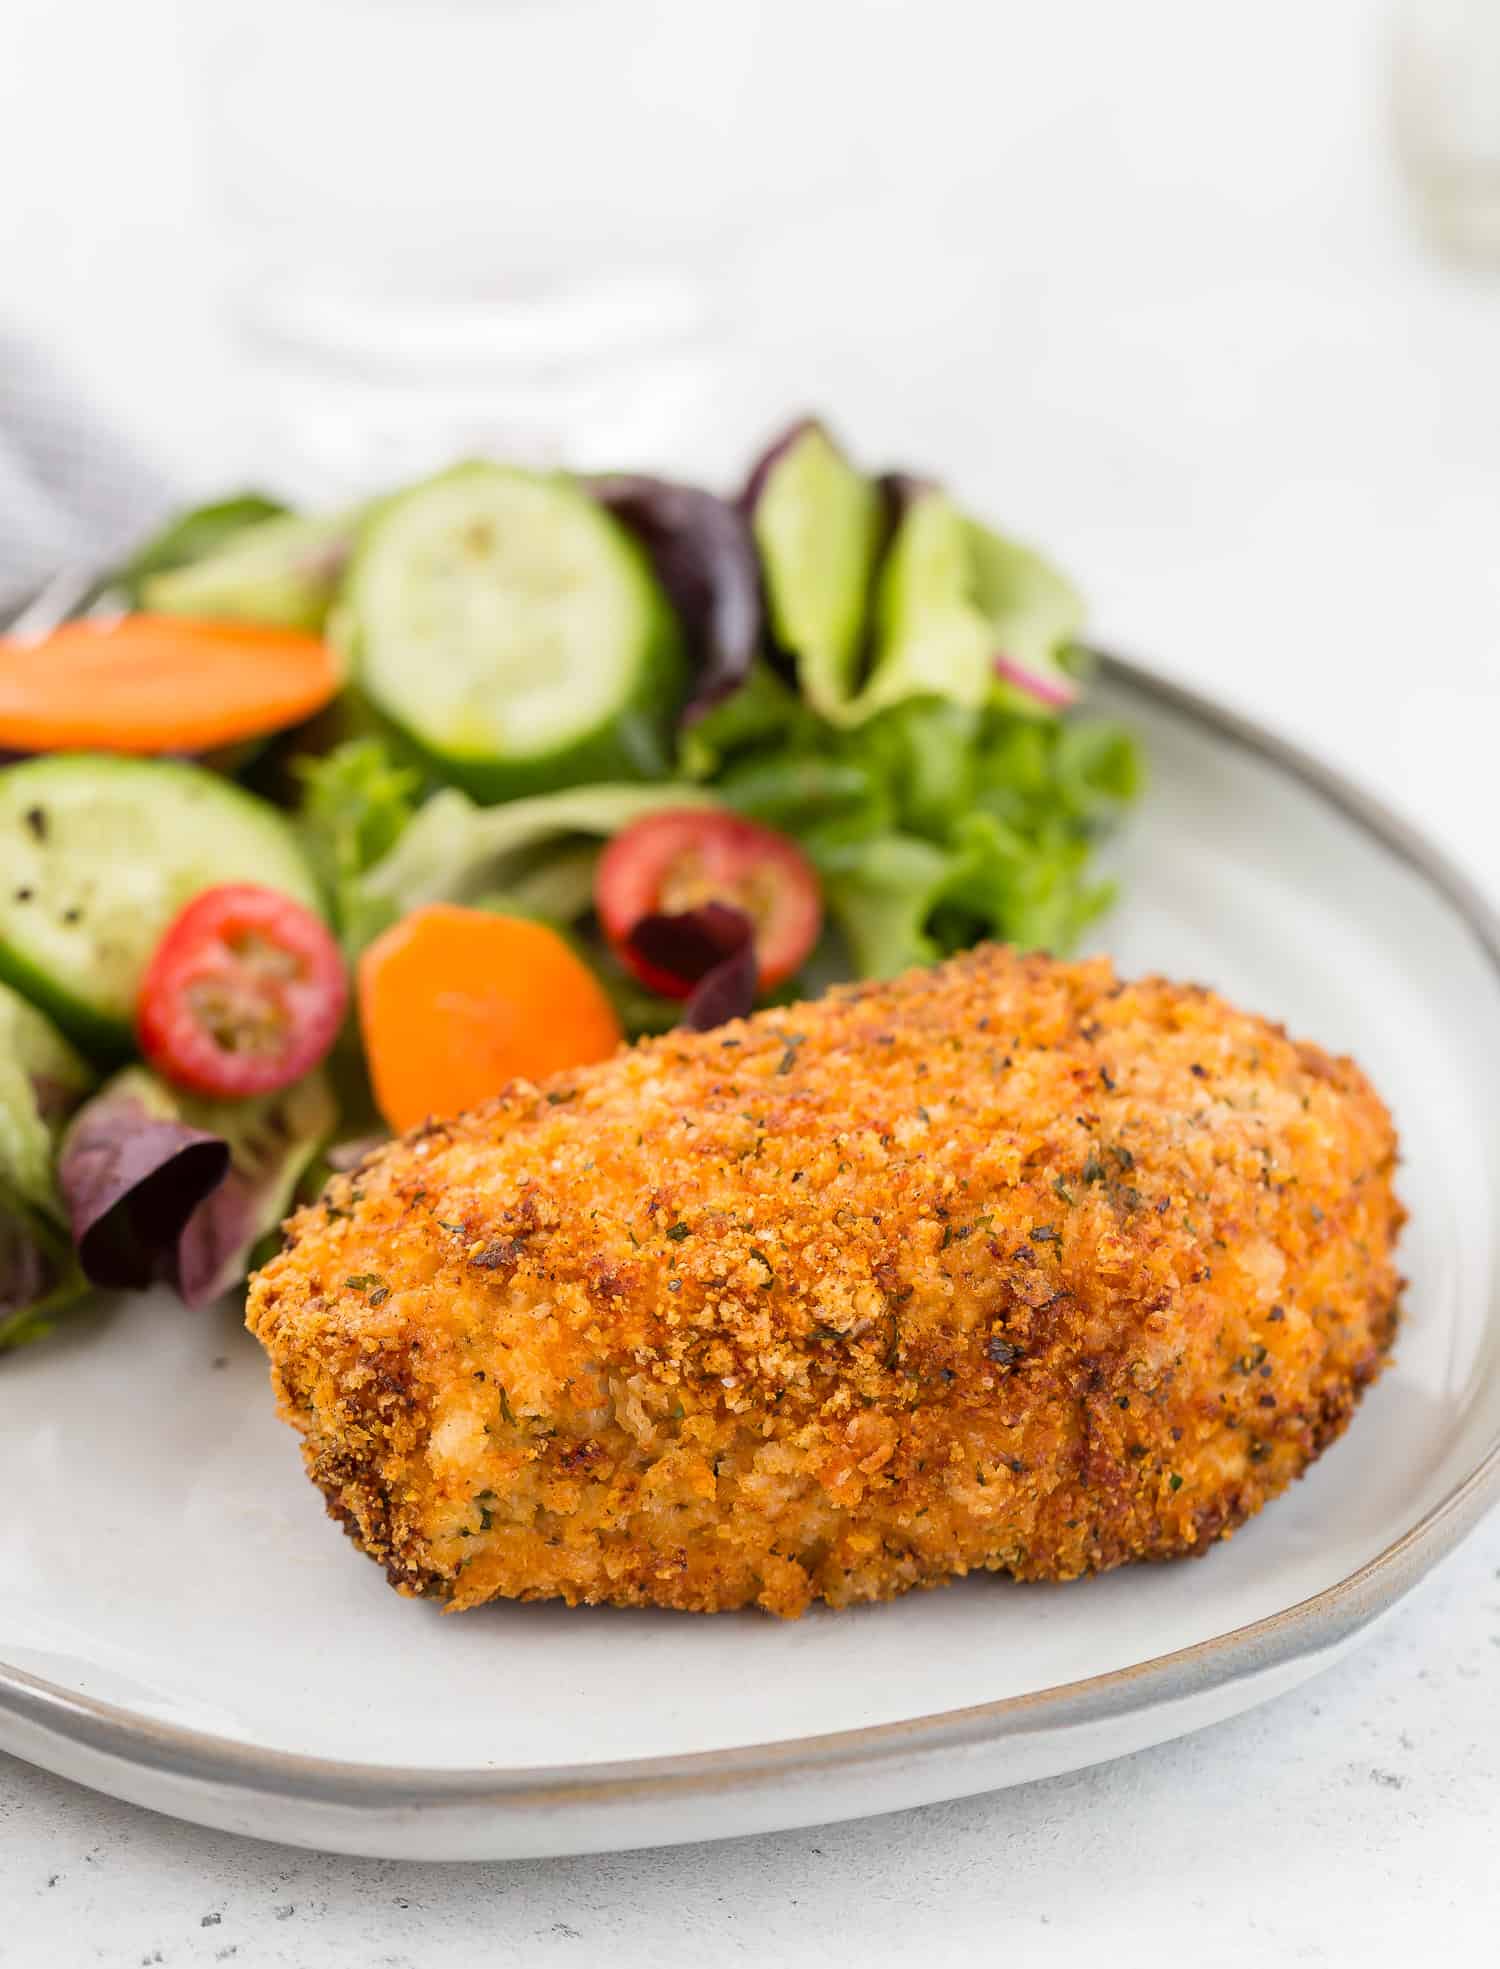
[5,649,1500,1821]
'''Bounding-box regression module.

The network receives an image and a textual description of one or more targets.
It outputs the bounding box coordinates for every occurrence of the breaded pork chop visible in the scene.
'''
[247,946,1402,1618]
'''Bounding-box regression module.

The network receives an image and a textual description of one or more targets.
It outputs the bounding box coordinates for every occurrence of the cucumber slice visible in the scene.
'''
[0,756,323,1058]
[342,464,684,803]
[747,423,883,721]
[142,508,355,633]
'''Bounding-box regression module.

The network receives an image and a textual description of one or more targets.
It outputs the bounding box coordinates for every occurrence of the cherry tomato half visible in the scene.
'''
[595,809,823,999]
[136,883,348,1098]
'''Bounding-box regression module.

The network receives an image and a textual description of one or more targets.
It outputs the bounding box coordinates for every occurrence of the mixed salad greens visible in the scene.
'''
[0,418,1140,1350]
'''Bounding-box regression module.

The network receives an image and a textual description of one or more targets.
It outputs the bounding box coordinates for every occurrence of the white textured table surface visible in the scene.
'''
[3,1527,1495,1966]
[4,0,1500,1958]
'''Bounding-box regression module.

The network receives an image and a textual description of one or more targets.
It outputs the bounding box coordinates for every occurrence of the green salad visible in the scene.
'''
[0,418,1140,1350]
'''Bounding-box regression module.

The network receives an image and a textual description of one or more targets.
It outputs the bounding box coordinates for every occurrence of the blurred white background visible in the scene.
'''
[2,1,1499,1958]
[4,0,1498,875]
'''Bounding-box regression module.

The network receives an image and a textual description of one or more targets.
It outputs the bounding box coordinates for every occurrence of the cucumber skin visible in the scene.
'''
[342,471,688,806]
[375,598,683,805]
[0,755,323,1062]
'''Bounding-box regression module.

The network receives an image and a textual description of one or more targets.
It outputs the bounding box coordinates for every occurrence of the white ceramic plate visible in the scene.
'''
[3,657,1499,1862]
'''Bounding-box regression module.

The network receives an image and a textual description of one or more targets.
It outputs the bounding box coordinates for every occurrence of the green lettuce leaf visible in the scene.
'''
[0,1206,85,1354]
[469,843,603,927]
[141,505,357,634]
[296,737,423,948]
[740,456,1089,729]
[678,660,808,780]
[0,983,96,1351]
[748,424,884,719]
[353,781,720,954]
[820,833,950,978]
[966,517,1086,714]
[114,493,290,605]
[854,490,993,720]
[0,982,96,1216]
[703,679,1141,977]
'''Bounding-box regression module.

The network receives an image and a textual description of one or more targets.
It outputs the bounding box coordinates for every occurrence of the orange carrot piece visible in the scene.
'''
[0,616,342,754]
[358,905,623,1133]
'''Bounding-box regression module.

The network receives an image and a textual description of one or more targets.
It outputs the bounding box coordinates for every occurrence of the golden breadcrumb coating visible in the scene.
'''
[247,946,1402,1618]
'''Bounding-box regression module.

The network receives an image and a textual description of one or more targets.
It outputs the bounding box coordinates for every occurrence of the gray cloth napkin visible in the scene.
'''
[0,332,176,615]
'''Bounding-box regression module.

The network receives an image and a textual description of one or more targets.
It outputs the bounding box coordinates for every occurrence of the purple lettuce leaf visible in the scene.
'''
[56,1067,334,1309]
[739,416,820,516]
[0,1191,86,1351]
[876,469,937,521]
[174,1166,265,1310]
[622,903,760,1032]
[171,1072,335,1308]
[681,942,759,1031]
[625,900,753,991]
[586,474,763,724]
[58,1072,230,1292]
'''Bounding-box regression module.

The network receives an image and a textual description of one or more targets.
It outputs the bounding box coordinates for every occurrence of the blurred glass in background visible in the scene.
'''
[181,0,787,497]
[1391,0,1500,266]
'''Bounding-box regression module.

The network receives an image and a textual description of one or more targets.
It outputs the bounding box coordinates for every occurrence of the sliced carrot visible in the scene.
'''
[0,616,342,754]
[358,905,623,1132]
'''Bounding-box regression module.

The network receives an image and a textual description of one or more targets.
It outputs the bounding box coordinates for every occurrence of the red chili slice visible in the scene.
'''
[595,809,822,999]
[136,883,348,1098]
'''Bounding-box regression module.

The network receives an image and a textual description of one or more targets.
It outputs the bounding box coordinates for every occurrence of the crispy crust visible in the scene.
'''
[247,946,1403,1618]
